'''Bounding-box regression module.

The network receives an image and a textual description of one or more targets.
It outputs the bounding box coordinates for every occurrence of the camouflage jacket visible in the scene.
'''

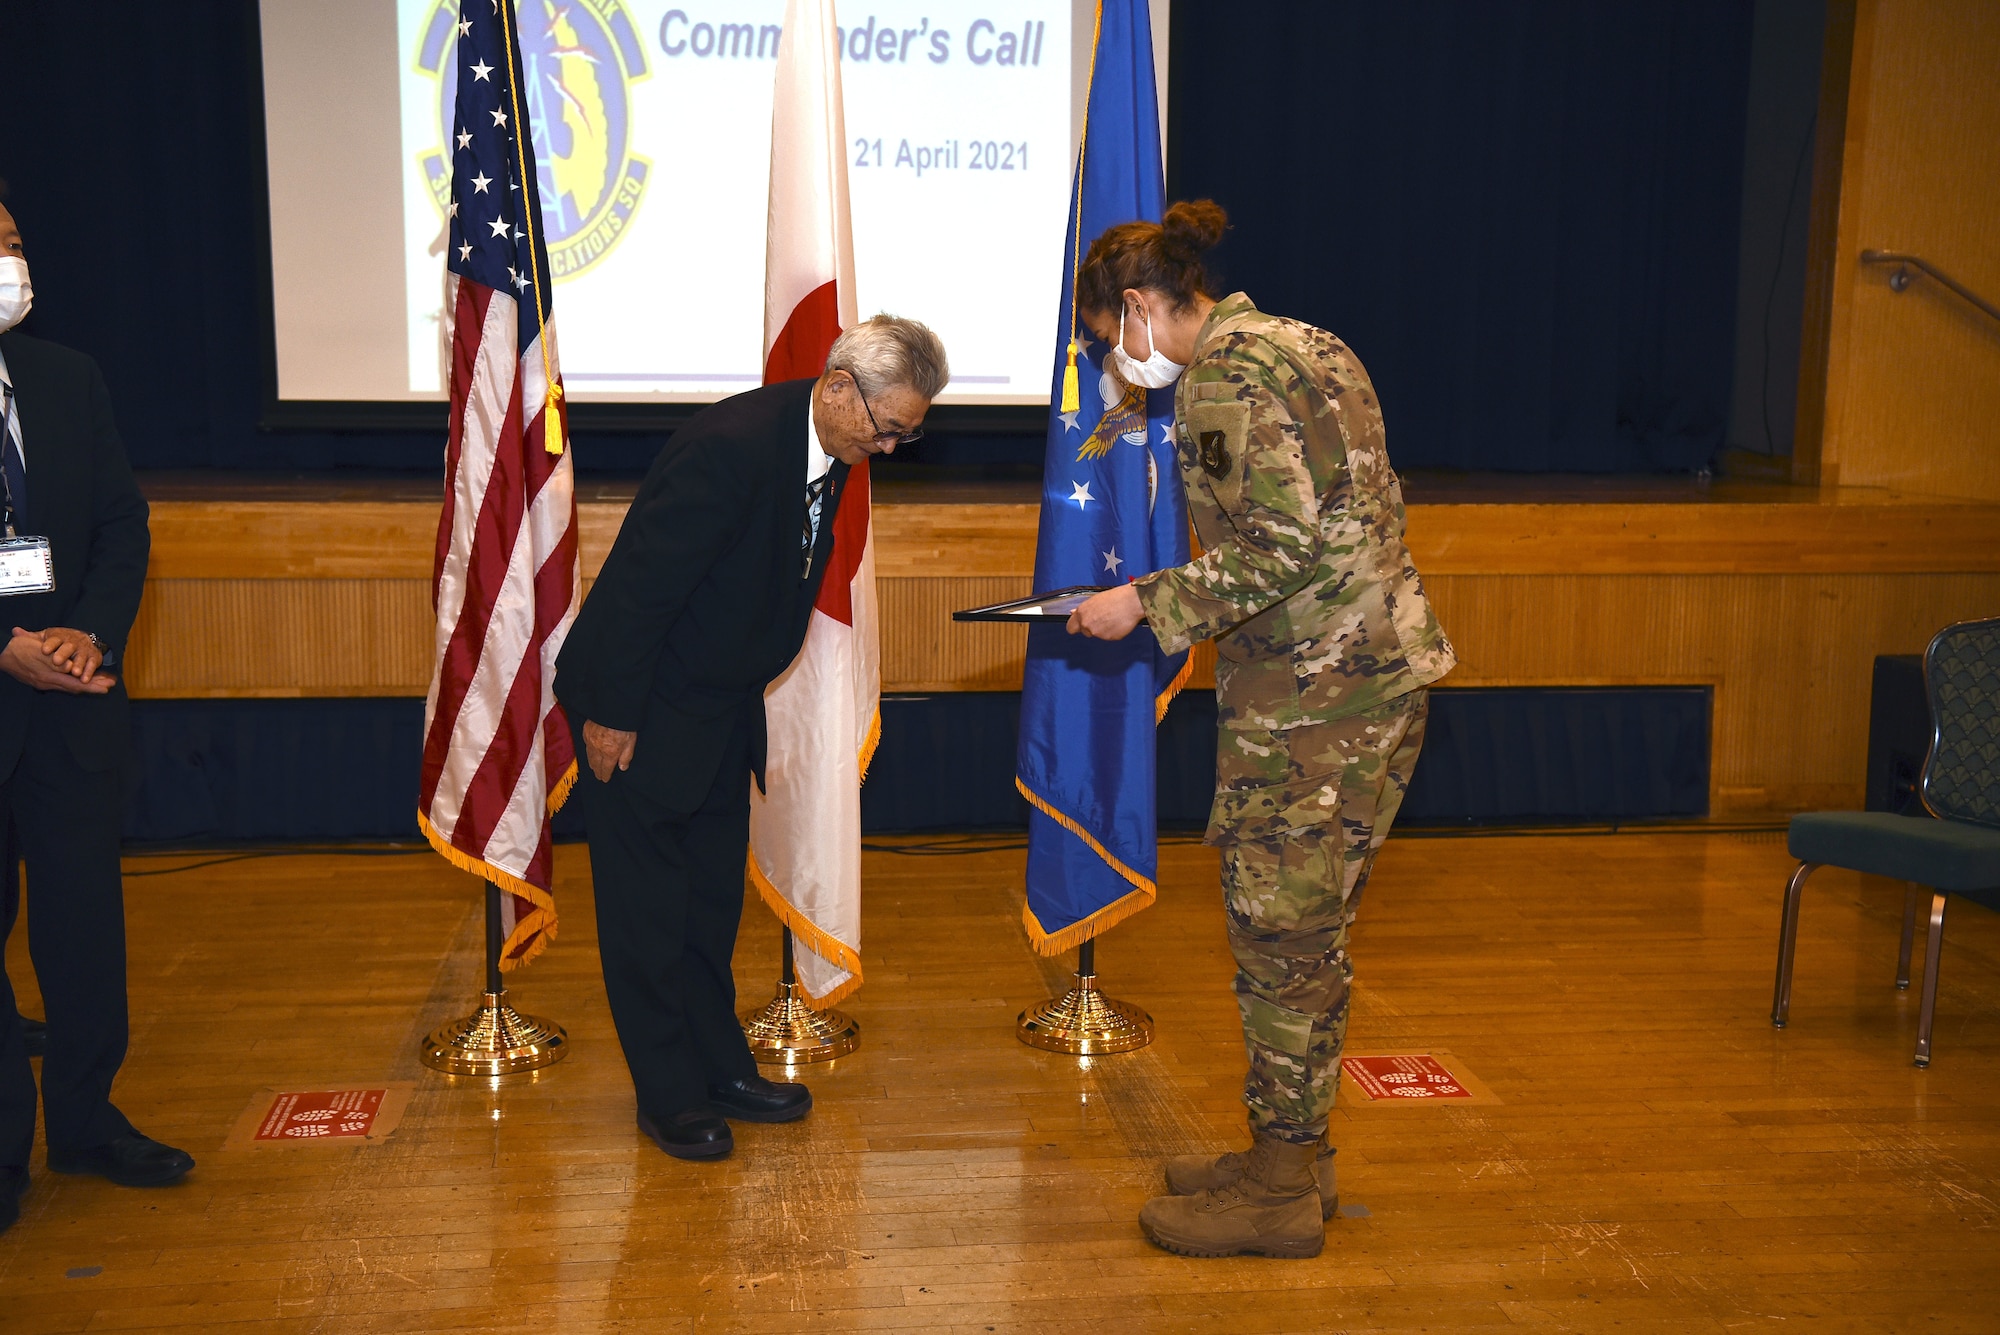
[1134,294,1455,823]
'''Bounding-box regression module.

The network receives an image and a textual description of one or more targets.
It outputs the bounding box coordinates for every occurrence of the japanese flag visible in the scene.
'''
[747,0,874,1006]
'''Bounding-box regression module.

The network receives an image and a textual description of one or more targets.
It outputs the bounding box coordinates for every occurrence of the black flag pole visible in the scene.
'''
[419,881,569,1077]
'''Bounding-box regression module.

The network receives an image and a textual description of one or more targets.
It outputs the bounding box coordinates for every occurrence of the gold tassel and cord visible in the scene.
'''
[494,0,567,457]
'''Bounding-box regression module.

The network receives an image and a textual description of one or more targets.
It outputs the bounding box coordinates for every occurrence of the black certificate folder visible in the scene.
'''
[952,586,1109,623]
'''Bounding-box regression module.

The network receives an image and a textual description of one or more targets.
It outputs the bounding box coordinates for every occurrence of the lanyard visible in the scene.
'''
[0,383,17,538]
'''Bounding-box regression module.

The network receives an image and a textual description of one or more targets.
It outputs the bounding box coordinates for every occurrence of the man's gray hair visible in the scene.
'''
[825,314,950,401]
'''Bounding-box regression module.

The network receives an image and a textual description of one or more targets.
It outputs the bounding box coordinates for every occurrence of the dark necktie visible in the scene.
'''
[801,473,831,577]
[0,384,24,536]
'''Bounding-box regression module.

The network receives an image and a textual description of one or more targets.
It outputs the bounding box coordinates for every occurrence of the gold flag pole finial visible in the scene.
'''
[495,0,567,457]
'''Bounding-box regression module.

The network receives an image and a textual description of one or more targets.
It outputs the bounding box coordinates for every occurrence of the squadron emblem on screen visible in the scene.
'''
[414,0,652,281]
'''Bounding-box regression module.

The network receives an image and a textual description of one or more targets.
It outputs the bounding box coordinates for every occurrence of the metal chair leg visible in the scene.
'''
[1896,883,1919,990]
[1772,862,1817,1028]
[1914,890,1947,1068]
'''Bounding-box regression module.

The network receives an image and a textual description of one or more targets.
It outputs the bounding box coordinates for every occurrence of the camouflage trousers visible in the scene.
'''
[1217,690,1429,1145]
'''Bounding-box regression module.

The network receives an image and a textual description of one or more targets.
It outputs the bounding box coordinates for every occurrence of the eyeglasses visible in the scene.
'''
[856,383,925,446]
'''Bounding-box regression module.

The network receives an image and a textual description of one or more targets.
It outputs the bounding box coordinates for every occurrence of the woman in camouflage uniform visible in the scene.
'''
[1068,201,1455,1259]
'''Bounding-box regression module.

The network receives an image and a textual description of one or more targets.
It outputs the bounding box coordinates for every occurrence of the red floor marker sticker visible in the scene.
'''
[253,1089,387,1141]
[1342,1054,1474,1101]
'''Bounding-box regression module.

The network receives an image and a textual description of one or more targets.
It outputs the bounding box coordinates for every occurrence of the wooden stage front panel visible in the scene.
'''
[124,478,2000,814]
[3,831,1998,1331]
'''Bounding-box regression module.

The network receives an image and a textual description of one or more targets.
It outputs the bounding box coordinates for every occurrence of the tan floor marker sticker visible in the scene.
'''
[223,1084,413,1148]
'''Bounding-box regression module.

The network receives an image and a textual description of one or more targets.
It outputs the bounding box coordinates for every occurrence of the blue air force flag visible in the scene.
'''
[1014,0,1189,954]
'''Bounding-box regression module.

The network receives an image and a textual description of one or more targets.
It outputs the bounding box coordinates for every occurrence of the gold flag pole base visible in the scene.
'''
[740,928,861,1065]
[1017,938,1153,1055]
[420,991,569,1076]
[420,884,569,1077]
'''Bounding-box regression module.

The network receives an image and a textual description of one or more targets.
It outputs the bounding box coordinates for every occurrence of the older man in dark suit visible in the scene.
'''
[0,199,191,1237]
[556,315,947,1161]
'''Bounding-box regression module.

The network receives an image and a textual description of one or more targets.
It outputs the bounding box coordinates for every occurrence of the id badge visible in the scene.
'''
[0,535,54,596]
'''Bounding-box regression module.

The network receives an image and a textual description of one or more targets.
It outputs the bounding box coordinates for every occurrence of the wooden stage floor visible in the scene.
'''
[3,831,1998,1332]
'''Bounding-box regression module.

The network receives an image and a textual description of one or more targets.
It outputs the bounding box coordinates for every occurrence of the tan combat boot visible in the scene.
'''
[1139,1135,1326,1258]
[1164,1134,1338,1219]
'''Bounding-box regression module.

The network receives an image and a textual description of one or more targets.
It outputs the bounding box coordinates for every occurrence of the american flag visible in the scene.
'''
[417,0,580,969]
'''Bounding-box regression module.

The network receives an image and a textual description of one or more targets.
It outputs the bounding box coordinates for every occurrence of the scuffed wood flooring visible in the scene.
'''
[2,829,1997,1332]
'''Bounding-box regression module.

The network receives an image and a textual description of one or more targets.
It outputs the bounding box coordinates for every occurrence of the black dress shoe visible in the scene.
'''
[637,1109,733,1160]
[20,1016,45,1059]
[707,1074,812,1124]
[0,1166,25,1235]
[47,1133,194,1187]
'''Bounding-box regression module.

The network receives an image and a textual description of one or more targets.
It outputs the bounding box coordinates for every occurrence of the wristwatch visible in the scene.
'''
[84,631,116,667]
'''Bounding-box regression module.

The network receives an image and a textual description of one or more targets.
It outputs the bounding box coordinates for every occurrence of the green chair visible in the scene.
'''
[1772,616,2000,1067]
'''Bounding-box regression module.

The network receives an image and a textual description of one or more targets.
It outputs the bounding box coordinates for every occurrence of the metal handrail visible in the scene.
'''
[1859,249,2000,328]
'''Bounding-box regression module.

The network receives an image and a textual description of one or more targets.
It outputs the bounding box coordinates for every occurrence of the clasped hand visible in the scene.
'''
[0,625,113,694]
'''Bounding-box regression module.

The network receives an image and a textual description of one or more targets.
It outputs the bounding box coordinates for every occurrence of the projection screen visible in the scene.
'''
[259,0,1169,407]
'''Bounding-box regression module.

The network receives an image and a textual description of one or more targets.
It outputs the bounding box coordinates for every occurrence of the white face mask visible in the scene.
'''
[1111,303,1185,390]
[0,256,30,332]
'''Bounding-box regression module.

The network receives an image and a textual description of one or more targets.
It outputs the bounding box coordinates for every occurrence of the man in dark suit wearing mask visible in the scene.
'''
[0,199,192,1237]
[556,314,947,1161]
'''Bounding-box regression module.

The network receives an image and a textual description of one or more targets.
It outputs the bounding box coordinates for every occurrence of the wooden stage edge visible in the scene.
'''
[140,473,2000,580]
[123,473,2000,817]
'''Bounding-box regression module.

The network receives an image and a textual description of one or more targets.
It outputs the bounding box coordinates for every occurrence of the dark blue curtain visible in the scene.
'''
[0,0,672,472]
[1171,1,1756,472]
[0,3,295,470]
[123,689,1710,843]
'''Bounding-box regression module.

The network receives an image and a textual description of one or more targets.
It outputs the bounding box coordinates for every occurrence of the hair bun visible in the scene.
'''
[1161,199,1229,260]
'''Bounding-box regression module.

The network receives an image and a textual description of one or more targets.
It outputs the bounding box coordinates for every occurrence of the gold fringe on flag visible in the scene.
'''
[745,853,864,1009]
[1014,776,1159,956]
[416,808,560,972]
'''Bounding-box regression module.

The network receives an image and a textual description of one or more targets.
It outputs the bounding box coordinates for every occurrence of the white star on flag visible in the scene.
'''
[470,172,492,193]
[488,217,511,238]
[1070,481,1094,509]
[470,59,493,81]
[457,242,473,261]
[456,129,472,151]
[1159,422,1174,443]
[1059,409,1081,433]
[457,18,471,36]
[491,108,508,128]
[448,200,458,217]
[1102,548,1124,575]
